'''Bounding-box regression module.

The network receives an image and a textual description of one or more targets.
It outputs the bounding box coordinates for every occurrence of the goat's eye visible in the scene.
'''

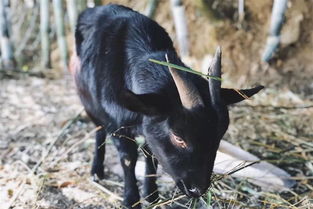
[170,133,187,149]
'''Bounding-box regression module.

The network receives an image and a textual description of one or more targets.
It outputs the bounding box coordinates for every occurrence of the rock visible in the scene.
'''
[281,14,303,46]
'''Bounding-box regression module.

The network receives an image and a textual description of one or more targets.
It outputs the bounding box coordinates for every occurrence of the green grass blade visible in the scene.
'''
[206,191,212,205]
[149,58,222,81]
[192,199,198,209]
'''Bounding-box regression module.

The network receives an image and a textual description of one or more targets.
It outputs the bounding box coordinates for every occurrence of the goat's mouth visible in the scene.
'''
[176,180,204,198]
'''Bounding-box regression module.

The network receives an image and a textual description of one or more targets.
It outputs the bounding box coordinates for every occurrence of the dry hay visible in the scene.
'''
[0,72,312,208]
[1,0,313,208]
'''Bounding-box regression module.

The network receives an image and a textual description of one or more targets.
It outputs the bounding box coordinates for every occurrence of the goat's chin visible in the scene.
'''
[176,180,189,196]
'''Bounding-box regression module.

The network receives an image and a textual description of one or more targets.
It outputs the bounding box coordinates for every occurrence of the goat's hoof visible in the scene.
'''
[91,172,106,183]
[143,192,159,204]
[92,174,100,182]
[91,165,105,180]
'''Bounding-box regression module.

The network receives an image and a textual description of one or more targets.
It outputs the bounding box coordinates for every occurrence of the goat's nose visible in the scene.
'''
[177,180,207,198]
[187,187,202,198]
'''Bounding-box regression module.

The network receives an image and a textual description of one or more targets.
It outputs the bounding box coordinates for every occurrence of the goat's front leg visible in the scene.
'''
[113,136,140,209]
[143,146,159,204]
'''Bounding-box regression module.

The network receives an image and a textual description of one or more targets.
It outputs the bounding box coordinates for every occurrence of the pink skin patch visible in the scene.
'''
[69,52,81,76]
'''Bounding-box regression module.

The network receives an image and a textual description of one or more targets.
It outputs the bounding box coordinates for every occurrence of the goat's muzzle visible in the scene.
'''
[177,180,208,198]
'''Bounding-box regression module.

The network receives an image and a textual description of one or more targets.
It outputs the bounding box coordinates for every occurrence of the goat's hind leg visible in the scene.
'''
[91,127,107,180]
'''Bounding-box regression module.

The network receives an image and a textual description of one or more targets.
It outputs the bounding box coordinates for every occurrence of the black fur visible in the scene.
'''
[74,4,263,208]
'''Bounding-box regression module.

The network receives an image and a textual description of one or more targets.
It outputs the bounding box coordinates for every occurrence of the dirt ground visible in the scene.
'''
[1,71,312,208]
[1,0,313,208]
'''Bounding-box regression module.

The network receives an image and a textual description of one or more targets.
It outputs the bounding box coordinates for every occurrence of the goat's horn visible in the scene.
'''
[165,54,203,109]
[208,46,222,106]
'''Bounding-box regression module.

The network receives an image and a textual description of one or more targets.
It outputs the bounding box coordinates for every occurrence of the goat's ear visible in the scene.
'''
[221,85,264,105]
[120,90,167,115]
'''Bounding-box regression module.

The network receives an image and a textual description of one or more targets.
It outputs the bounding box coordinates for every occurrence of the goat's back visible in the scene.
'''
[74,4,175,131]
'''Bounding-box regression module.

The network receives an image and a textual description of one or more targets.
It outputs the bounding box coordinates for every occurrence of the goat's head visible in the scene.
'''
[121,47,264,197]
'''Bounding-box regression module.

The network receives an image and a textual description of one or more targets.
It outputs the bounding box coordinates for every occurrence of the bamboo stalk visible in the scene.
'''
[53,0,68,72]
[144,0,159,19]
[238,0,245,23]
[262,0,288,62]
[16,5,39,57]
[66,0,78,35]
[170,0,189,57]
[0,0,16,70]
[77,0,87,13]
[40,0,51,69]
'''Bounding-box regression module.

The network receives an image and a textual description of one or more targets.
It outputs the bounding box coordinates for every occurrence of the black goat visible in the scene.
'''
[72,4,263,208]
